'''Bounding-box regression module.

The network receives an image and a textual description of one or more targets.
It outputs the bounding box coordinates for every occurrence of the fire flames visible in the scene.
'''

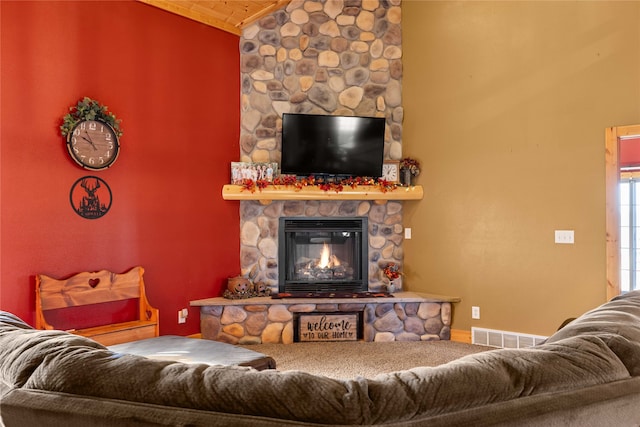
[318,243,341,269]
[295,243,351,280]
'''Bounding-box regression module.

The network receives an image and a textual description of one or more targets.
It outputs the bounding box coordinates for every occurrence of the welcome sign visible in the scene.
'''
[296,312,360,342]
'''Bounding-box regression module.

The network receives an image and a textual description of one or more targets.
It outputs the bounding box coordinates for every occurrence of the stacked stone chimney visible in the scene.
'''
[238,0,404,293]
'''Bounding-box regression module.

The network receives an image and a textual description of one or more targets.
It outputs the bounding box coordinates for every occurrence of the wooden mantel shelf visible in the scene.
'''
[221,184,424,202]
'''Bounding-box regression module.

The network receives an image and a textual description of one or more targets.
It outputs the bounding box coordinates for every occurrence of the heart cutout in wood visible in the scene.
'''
[88,278,100,288]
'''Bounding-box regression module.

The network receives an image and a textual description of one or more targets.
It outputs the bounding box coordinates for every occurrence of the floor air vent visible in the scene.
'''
[472,327,547,349]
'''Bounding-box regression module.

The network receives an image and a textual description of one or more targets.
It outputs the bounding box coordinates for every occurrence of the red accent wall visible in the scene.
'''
[0,0,240,335]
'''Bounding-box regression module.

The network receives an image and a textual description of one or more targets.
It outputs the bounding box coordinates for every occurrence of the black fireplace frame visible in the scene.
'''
[278,217,369,293]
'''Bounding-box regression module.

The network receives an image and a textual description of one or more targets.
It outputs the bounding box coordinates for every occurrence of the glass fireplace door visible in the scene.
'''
[278,218,368,293]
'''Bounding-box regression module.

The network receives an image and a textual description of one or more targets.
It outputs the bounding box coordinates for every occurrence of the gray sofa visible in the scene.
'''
[3,291,640,426]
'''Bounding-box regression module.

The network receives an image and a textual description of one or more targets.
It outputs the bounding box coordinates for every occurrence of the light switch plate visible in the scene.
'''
[555,230,574,244]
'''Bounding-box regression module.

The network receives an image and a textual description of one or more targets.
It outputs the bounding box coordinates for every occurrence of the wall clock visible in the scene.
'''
[69,176,112,219]
[381,160,400,183]
[67,120,120,170]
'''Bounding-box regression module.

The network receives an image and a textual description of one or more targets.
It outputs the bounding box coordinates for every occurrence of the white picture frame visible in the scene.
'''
[231,162,278,184]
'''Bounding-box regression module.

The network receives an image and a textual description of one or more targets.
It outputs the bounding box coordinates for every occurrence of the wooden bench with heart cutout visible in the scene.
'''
[35,266,159,345]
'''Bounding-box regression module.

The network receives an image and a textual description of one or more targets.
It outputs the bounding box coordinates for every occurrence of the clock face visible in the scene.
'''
[382,161,399,183]
[67,120,120,170]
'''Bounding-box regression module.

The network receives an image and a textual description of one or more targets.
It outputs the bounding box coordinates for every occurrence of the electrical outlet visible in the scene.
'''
[178,308,188,324]
[404,228,412,239]
[472,306,480,320]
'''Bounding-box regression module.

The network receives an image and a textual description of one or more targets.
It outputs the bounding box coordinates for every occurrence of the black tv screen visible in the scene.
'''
[281,113,385,178]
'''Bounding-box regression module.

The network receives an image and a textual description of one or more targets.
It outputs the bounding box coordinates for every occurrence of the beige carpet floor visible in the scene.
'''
[242,340,493,379]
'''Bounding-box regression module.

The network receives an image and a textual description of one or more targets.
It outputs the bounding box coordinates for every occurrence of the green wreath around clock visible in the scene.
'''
[60,97,123,138]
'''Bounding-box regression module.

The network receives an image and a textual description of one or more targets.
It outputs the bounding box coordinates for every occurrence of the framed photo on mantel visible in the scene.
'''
[231,162,278,184]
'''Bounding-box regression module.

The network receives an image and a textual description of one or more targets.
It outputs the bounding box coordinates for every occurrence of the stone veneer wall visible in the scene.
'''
[200,299,451,344]
[238,0,404,292]
[241,199,402,292]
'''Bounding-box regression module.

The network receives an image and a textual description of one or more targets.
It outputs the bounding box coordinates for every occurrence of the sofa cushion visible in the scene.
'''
[546,290,640,376]
[0,313,106,389]
[25,348,370,425]
[362,334,631,423]
[108,335,276,370]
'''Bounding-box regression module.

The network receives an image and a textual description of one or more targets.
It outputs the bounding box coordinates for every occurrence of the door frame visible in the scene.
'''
[605,124,640,300]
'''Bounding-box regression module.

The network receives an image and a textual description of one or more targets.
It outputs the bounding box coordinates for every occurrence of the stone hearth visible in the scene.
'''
[191,292,459,344]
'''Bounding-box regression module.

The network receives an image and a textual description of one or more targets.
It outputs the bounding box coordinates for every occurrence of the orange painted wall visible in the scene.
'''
[0,0,240,335]
[403,1,640,336]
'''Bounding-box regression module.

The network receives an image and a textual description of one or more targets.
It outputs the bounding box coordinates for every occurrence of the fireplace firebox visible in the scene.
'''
[278,217,368,293]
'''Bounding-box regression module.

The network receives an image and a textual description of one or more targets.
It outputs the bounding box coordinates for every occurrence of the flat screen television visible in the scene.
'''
[281,113,385,178]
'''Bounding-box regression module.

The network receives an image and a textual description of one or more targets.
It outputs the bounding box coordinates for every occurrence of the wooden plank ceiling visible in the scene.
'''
[138,0,291,35]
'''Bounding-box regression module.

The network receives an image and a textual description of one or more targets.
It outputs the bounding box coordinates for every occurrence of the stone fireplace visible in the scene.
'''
[240,199,402,293]
[278,217,368,293]
[193,2,461,345]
